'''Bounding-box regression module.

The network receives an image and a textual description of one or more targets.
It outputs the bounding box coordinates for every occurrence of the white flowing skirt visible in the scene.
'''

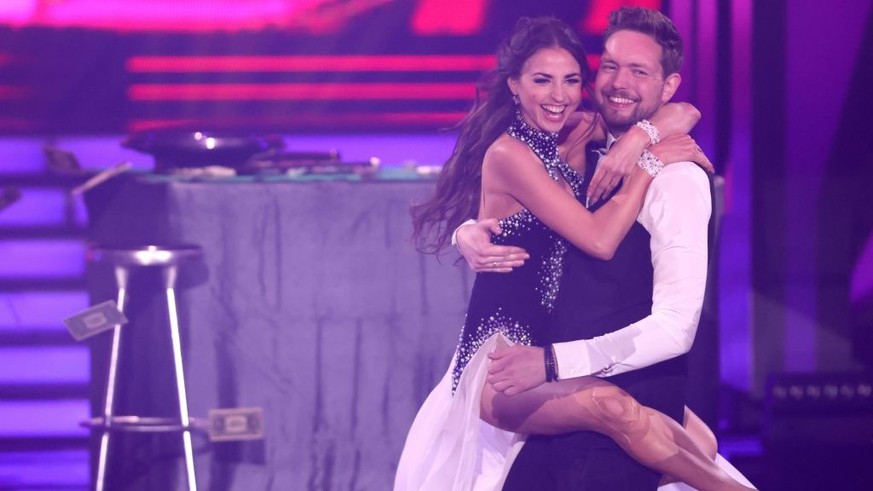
[394,334,755,491]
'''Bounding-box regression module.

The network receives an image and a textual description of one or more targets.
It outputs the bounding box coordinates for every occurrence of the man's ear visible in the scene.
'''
[660,73,681,103]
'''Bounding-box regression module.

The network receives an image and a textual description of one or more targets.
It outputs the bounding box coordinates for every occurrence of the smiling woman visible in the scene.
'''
[507,47,583,134]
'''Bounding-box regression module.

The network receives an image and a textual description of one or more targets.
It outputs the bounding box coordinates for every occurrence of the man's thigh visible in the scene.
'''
[502,432,661,491]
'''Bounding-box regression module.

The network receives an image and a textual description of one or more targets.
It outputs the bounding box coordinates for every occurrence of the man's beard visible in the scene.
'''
[596,99,661,135]
[600,112,636,134]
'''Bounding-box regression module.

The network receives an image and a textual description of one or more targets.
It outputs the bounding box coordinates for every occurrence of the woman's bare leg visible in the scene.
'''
[682,407,719,459]
[660,407,719,485]
[480,372,754,491]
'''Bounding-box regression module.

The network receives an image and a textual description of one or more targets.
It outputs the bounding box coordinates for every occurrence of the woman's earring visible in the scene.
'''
[512,94,520,106]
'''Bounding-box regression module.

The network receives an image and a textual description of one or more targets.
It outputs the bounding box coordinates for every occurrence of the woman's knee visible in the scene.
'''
[588,385,647,435]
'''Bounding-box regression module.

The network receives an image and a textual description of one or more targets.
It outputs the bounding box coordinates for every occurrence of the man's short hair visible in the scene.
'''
[604,6,684,75]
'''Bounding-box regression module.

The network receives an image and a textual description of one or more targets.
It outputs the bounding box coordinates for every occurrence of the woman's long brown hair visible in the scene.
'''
[410,17,591,254]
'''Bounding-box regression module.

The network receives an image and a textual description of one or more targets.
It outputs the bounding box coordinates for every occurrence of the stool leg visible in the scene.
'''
[164,266,197,491]
[95,266,129,491]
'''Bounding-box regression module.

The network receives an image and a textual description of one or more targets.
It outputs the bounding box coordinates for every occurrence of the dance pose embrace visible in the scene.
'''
[395,13,754,491]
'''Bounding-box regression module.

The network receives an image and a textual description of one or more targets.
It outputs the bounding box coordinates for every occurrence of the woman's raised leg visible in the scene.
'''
[480,364,754,491]
[659,407,719,485]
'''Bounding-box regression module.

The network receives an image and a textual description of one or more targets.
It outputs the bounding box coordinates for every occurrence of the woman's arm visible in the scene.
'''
[487,164,712,394]
[586,102,707,203]
[485,138,653,260]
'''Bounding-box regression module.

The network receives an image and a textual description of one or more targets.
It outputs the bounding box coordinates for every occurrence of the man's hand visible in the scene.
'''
[486,345,547,396]
[456,218,529,272]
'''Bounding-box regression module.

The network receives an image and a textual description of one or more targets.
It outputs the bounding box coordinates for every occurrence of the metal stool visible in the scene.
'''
[85,244,202,491]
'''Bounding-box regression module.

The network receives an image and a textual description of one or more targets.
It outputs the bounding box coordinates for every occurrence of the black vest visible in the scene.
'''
[503,144,688,491]
[548,207,688,407]
[548,144,688,407]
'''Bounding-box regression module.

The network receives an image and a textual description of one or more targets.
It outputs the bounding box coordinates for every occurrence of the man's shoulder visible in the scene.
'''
[644,162,712,220]
[651,161,710,192]
[658,160,708,178]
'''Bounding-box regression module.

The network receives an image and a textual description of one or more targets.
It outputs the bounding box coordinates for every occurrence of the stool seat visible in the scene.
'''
[87,244,202,267]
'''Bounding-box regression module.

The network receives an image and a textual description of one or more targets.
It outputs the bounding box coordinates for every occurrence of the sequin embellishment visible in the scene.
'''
[449,111,587,393]
[495,209,566,312]
[506,110,585,194]
[504,111,584,310]
[451,308,533,391]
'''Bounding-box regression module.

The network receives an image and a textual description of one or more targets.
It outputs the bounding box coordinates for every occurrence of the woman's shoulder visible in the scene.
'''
[483,135,546,188]
[485,133,531,168]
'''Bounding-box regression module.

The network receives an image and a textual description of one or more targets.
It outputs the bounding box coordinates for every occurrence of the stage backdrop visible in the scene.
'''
[0,0,660,134]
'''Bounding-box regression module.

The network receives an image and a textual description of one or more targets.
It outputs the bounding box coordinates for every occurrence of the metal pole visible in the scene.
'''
[164,265,197,491]
[95,266,129,491]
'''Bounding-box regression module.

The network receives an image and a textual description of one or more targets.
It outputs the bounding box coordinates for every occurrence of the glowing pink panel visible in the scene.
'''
[412,0,487,35]
[580,0,662,34]
[127,55,497,73]
[0,1,35,25]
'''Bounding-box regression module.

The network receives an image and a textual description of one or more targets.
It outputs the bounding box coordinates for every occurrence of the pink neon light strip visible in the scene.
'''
[128,112,466,131]
[127,55,496,73]
[129,82,476,101]
[127,54,600,76]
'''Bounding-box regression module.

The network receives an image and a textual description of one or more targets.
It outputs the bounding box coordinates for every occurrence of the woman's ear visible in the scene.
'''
[507,77,519,97]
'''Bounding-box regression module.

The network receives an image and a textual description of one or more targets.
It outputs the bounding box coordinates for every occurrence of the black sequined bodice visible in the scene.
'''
[451,114,584,391]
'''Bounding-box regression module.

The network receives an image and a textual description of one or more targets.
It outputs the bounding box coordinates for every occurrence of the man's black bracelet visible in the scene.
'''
[543,344,557,382]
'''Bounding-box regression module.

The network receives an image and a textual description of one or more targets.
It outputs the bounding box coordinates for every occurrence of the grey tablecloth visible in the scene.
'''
[85,174,471,490]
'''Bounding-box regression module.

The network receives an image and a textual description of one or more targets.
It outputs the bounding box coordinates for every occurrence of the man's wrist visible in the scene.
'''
[451,218,477,247]
[543,344,558,382]
[552,339,594,380]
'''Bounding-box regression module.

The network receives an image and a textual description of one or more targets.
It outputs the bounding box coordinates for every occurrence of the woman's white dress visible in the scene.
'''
[394,335,756,491]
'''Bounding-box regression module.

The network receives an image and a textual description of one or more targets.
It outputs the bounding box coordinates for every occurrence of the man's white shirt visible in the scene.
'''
[552,161,712,379]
